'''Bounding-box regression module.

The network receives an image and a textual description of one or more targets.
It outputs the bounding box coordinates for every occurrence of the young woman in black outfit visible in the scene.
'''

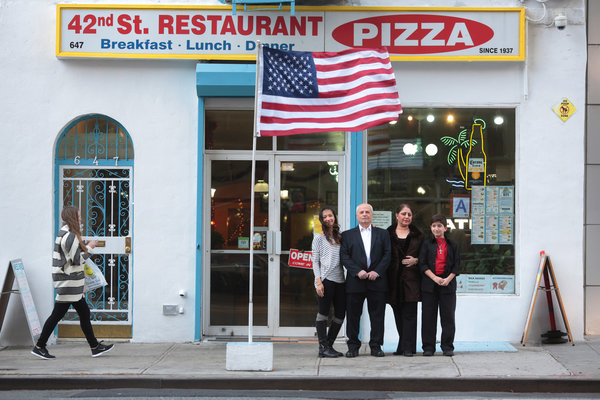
[312,207,346,358]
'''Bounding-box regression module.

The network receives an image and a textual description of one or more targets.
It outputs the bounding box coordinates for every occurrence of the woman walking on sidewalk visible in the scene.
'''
[312,207,346,358]
[32,206,114,360]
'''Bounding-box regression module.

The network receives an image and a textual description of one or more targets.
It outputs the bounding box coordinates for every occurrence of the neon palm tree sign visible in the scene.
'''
[441,118,487,190]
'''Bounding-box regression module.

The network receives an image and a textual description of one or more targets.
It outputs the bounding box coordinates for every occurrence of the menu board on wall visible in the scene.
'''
[471,186,514,245]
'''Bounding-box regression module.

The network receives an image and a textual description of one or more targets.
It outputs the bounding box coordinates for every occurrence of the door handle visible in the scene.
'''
[275,231,281,255]
[125,237,132,253]
[266,231,281,255]
[96,240,106,247]
[267,231,273,254]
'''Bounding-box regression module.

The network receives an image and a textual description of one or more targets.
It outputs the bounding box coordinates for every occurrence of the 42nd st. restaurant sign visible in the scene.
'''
[56,5,525,61]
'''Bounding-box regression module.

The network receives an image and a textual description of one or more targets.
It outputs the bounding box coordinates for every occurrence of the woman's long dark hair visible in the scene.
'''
[61,206,88,253]
[319,207,341,245]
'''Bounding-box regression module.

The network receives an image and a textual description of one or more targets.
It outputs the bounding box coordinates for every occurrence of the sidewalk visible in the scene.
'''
[1,338,599,393]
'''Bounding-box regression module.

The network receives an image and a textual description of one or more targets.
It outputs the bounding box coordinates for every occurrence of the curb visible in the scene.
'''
[1,376,600,393]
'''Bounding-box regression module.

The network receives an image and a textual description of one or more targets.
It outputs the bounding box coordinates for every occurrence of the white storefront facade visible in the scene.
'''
[0,0,589,346]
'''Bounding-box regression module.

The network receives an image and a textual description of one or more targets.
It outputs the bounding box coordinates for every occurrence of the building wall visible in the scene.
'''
[0,0,588,345]
[586,0,600,335]
[0,1,200,344]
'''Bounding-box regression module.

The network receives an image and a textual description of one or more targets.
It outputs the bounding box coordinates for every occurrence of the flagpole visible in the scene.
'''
[226,43,273,369]
[248,40,261,344]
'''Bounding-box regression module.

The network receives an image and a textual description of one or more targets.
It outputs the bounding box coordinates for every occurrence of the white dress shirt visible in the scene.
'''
[360,225,372,267]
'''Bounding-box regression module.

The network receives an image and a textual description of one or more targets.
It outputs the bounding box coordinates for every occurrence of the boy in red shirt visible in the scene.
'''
[418,214,461,356]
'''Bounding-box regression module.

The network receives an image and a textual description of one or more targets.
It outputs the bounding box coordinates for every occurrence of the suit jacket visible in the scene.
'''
[341,225,391,293]
[419,236,461,294]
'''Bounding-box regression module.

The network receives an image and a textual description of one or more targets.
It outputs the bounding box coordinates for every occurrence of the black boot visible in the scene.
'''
[316,320,339,358]
[327,320,344,357]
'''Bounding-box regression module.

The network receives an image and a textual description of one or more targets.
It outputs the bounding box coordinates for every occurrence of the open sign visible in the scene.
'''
[288,249,313,269]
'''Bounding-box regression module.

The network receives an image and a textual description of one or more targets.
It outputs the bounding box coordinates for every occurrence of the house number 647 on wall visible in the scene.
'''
[73,155,120,166]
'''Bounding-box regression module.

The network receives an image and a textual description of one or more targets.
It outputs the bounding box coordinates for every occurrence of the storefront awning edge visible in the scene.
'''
[196,64,255,97]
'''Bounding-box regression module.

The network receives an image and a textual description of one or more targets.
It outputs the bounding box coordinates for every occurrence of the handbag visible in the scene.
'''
[83,257,108,292]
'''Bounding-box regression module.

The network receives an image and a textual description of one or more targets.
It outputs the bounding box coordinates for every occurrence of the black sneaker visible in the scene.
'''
[31,346,55,360]
[91,342,114,358]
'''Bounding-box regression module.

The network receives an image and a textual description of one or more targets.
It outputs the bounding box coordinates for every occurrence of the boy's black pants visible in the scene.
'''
[421,286,456,353]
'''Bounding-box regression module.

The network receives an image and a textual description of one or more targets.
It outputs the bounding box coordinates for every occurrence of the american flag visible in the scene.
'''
[256,46,403,137]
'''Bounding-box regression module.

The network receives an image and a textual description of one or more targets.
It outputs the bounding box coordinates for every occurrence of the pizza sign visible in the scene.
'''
[332,14,495,54]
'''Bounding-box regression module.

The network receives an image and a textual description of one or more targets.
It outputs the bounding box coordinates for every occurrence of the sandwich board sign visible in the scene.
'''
[0,259,42,344]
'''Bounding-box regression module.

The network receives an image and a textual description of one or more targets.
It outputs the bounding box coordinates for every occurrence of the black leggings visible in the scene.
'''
[317,279,346,320]
[36,298,98,348]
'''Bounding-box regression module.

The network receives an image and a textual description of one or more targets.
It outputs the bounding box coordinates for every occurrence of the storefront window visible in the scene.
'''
[367,108,516,294]
[278,131,345,151]
[205,110,344,151]
[205,110,272,151]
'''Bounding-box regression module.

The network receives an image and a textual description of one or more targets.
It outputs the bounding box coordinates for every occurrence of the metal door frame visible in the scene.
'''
[203,153,274,337]
[203,152,345,337]
[272,154,345,337]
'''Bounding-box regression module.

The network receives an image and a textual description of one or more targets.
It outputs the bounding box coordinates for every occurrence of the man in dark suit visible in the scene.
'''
[340,203,391,357]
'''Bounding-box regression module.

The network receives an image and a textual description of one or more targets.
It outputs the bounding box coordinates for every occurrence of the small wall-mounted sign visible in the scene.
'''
[552,98,576,122]
[451,194,471,218]
[372,210,391,229]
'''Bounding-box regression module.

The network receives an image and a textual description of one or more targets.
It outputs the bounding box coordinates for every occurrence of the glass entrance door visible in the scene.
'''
[205,155,344,337]
[274,157,343,336]
[207,158,270,336]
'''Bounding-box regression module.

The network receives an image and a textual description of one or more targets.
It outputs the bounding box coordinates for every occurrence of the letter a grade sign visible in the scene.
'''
[452,195,471,218]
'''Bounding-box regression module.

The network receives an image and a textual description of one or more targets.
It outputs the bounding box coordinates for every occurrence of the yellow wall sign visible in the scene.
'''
[552,98,576,122]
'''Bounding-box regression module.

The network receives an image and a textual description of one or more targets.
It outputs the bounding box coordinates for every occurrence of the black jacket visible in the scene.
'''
[386,224,423,305]
[341,225,391,293]
[419,236,461,294]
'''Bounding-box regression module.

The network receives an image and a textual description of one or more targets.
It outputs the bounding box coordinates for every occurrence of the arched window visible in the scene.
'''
[56,114,134,164]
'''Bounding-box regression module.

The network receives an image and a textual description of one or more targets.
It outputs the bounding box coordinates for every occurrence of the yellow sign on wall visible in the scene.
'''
[552,98,576,122]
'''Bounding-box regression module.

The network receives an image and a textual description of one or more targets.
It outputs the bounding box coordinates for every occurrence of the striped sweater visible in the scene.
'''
[52,226,91,303]
[311,233,344,286]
